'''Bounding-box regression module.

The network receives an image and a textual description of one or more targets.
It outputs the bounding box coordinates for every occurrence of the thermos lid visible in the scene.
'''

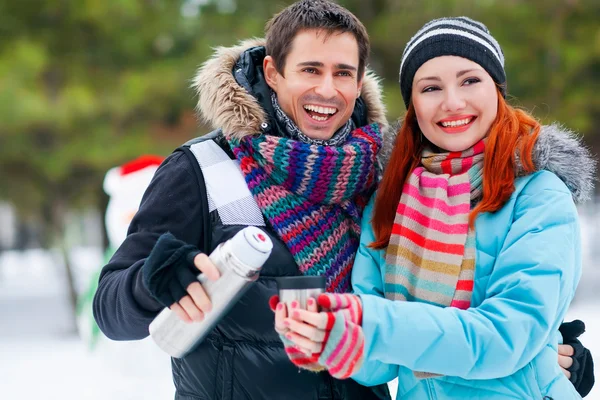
[230,227,273,269]
[276,276,326,290]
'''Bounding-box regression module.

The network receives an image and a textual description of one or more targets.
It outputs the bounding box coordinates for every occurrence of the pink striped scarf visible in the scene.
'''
[384,140,485,311]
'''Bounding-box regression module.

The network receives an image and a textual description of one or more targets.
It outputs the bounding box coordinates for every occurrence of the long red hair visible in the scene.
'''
[370,88,540,249]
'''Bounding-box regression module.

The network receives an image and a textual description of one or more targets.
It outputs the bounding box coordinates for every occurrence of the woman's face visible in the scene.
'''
[411,56,498,152]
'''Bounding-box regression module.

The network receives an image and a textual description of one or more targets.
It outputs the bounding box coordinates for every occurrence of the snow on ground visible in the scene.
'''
[0,336,174,399]
[1,203,599,399]
[0,248,175,399]
[1,300,598,400]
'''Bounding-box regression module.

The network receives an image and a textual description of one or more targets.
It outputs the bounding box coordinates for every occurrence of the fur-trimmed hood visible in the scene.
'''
[530,123,596,203]
[192,38,387,139]
[379,122,596,204]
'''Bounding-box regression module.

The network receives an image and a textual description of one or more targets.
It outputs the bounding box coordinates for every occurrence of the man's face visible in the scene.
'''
[264,29,363,141]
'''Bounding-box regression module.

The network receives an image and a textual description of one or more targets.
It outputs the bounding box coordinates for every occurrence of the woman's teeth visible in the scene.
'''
[440,117,473,127]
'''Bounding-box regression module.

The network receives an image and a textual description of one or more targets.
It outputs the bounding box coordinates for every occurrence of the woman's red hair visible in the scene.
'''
[370,89,540,249]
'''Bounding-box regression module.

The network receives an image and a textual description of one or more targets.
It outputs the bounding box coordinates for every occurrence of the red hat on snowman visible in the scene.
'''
[103,155,165,248]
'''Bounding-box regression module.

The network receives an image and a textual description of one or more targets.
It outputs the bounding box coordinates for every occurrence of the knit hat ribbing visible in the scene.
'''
[399,17,506,108]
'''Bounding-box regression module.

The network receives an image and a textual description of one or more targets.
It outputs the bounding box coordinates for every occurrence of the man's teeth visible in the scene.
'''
[440,118,472,127]
[304,105,337,115]
[311,115,328,121]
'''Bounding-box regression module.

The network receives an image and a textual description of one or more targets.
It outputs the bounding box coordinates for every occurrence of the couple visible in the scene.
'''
[93,0,595,399]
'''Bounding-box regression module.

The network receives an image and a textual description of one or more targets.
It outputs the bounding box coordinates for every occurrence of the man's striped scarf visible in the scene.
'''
[384,140,484,309]
[228,123,381,293]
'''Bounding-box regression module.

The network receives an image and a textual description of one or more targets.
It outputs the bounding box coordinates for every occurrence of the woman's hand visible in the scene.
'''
[281,293,366,379]
[270,295,325,371]
[283,299,329,353]
[283,293,361,351]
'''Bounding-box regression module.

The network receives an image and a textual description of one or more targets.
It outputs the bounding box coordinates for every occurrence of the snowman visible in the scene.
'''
[103,155,165,252]
[78,155,164,344]
[77,155,174,396]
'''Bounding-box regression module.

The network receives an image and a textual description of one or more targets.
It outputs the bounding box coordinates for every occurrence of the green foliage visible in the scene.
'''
[0,0,204,225]
[0,0,599,231]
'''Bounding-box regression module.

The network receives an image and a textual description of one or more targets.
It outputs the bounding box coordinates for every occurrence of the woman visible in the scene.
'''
[275,17,594,399]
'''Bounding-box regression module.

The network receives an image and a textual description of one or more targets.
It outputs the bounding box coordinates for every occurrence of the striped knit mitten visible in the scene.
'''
[281,331,326,372]
[317,293,363,325]
[315,294,364,379]
[269,296,325,372]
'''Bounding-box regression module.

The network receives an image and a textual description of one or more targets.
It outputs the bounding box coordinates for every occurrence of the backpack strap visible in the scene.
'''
[188,139,265,228]
[178,146,213,254]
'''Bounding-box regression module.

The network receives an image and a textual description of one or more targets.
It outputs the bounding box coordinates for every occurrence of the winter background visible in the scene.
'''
[1,201,599,399]
[2,1,600,399]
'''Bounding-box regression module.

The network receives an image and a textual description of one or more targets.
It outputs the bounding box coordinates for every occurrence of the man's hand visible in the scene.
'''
[559,319,595,397]
[142,232,220,322]
[558,344,574,379]
[169,253,220,323]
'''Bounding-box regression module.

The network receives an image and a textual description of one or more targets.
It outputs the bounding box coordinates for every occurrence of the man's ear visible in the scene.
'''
[263,55,279,91]
[357,72,365,98]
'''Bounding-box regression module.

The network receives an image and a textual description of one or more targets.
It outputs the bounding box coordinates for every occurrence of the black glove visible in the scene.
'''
[142,232,201,308]
[559,319,595,397]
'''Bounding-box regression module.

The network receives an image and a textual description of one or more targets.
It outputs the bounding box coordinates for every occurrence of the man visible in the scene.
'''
[94,1,389,399]
[93,1,592,399]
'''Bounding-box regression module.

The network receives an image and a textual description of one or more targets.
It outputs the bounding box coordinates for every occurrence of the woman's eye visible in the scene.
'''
[463,77,481,86]
[422,86,440,93]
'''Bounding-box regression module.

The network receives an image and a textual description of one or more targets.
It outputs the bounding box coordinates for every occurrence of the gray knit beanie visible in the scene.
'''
[399,17,506,108]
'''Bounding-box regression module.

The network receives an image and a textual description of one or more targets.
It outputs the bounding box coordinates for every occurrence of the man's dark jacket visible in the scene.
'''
[93,39,391,400]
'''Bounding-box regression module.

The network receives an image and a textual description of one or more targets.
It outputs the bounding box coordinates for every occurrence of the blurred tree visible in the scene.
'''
[0,0,207,330]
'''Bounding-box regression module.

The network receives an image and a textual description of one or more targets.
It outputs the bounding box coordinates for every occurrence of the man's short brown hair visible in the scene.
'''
[265,0,370,80]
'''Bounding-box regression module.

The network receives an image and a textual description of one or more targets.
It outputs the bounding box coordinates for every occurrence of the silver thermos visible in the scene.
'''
[149,226,273,358]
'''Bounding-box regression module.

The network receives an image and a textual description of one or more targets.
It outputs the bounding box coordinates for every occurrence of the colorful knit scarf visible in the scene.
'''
[384,140,485,309]
[228,123,382,293]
